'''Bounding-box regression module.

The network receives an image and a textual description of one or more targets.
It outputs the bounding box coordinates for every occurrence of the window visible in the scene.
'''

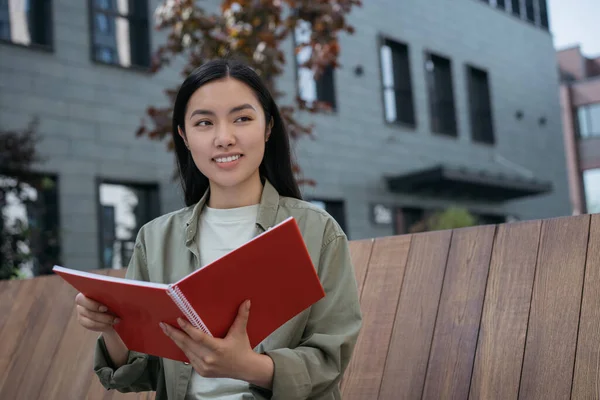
[294,20,336,110]
[524,0,535,23]
[425,52,457,136]
[379,37,416,126]
[98,181,159,269]
[583,169,600,214]
[89,0,150,68]
[394,207,425,235]
[577,103,600,139]
[0,0,52,48]
[467,65,495,144]
[496,0,506,9]
[309,199,347,234]
[538,0,549,29]
[511,0,521,17]
[1,173,61,278]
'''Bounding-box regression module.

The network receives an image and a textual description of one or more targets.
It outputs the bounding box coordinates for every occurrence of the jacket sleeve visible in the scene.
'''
[93,227,164,393]
[254,234,363,399]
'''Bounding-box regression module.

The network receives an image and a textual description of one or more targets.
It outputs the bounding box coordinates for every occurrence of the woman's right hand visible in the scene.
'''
[75,292,120,333]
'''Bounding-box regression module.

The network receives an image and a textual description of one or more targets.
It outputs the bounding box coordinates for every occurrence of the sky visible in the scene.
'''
[548,0,600,56]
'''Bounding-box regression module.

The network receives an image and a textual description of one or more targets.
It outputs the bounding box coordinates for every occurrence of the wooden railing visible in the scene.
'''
[1,213,599,399]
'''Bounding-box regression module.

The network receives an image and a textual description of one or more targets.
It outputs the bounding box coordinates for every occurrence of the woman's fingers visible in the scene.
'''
[75,292,108,312]
[76,304,119,326]
[75,292,119,332]
[78,314,114,331]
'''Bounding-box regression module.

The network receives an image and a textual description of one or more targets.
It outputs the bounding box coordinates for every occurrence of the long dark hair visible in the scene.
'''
[172,59,302,206]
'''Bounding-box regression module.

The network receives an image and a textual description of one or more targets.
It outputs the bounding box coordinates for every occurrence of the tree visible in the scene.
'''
[0,119,61,280]
[0,119,39,279]
[136,0,362,184]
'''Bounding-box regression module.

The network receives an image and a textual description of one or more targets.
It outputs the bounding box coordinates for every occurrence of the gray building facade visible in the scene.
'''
[0,0,569,273]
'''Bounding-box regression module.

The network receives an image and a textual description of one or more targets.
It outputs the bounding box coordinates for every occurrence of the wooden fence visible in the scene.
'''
[1,213,599,399]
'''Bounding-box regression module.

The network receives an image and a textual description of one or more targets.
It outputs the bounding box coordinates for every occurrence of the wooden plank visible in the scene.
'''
[422,225,496,400]
[0,276,48,389]
[518,215,590,400]
[340,239,375,390]
[378,229,452,400]
[469,220,542,400]
[0,275,79,400]
[348,238,374,298]
[0,280,23,333]
[571,213,600,399]
[42,270,111,399]
[341,235,412,400]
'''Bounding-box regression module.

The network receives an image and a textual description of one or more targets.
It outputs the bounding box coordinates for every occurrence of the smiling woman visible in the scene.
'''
[171,60,302,210]
[176,78,273,209]
[74,59,363,400]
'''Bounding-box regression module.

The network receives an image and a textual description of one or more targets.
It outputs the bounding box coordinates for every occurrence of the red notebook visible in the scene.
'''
[53,217,325,363]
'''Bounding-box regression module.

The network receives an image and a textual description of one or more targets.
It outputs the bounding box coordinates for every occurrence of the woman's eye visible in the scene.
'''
[235,116,252,123]
[195,120,212,127]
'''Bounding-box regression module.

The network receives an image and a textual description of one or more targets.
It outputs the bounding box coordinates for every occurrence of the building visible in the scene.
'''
[0,0,569,274]
[557,46,600,215]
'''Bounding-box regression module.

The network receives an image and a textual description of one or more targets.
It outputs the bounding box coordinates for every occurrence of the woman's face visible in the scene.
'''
[179,77,270,192]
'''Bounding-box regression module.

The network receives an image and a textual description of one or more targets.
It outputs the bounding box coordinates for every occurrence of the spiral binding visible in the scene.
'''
[166,285,212,336]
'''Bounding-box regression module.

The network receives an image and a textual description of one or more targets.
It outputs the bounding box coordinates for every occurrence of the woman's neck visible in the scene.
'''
[207,173,263,209]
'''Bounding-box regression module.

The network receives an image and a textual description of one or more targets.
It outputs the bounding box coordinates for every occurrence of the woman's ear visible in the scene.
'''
[265,118,274,142]
[177,126,189,148]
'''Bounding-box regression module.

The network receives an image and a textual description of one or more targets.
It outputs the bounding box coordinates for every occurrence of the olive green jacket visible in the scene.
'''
[93,180,362,400]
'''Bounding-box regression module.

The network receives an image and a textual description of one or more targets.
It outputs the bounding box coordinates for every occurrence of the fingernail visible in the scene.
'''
[113,318,120,325]
[159,322,166,331]
[246,300,251,311]
[99,306,108,312]
[177,318,186,327]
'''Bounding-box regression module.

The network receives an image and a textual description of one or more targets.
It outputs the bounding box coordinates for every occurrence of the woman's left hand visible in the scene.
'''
[160,300,274,388]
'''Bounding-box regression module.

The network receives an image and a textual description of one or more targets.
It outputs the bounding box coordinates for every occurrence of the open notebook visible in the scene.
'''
[53,217,325,362]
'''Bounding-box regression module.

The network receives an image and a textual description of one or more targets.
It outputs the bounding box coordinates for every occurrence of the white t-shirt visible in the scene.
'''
[185,204,259,400]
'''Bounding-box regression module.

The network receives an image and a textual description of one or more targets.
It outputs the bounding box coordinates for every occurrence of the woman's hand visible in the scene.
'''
[75,292,120,333]
[160,300,274,389]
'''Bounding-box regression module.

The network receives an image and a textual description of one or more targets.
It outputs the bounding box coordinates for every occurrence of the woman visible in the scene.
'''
[75,59,362,400]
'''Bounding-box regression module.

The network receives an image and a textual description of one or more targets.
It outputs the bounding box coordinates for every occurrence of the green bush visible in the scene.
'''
[410,207,478,233]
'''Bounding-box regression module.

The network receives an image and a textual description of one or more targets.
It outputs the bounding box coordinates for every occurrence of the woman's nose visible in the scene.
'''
[214,125,236,148]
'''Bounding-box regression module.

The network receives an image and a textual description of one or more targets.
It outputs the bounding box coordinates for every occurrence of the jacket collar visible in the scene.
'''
[184,179,280,245]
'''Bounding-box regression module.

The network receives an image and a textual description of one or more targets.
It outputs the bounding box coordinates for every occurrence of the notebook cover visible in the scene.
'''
[52,267,190,362]
[173,216,326,349]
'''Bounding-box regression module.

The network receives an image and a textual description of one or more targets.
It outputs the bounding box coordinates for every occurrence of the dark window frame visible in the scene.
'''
[424,50,458,138]
[538,0,549,29]
[524,0,535,23]
[95,178,160,269]
[466,63,495,145]
[511,0,522,17]
[87,0,152,71]
[291,20,338,113]
[0,0,54,51]
[377,34,417,129]
[307,198,348,235]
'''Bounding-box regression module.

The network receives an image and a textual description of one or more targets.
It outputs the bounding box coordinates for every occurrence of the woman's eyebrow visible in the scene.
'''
[190,103,256,118]
[229,104,256,114]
